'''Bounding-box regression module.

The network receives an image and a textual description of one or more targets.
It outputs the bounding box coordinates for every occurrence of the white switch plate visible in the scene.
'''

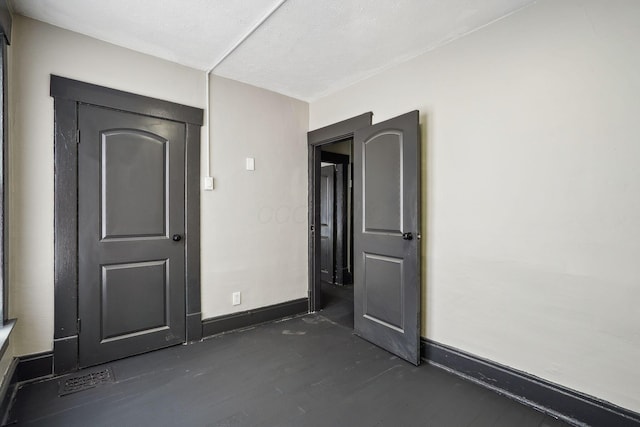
[232,291,241,306]
[245,157,255,171]
[204,176,214,191]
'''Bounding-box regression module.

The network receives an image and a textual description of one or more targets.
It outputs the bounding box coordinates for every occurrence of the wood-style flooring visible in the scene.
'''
[7,287,571,426]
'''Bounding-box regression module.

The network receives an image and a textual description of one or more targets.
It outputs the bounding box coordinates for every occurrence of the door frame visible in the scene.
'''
[307,112,372,312]
[51,75,203,374]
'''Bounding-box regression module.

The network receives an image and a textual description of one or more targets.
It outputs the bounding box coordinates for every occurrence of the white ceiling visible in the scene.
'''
[11,0,535,101]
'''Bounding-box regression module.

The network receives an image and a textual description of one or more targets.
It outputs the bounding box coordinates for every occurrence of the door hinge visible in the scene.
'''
[77,318,81,334]
[76,129,80,144]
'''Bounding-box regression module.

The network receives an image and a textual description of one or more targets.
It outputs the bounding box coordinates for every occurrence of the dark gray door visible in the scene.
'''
[320,165,335,284]
[78,104,186,368]
[353,111,421,365]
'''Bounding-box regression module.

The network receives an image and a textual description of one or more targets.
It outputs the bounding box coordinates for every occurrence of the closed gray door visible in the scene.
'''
[353,111,421,365]
[78,104,186,368]
[320,165,335,284]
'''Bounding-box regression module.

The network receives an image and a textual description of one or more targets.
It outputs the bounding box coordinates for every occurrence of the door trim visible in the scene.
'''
[307,113,372,312]
[51,75,203,374]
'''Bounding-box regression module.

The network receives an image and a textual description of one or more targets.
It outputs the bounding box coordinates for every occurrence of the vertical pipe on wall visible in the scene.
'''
[203,0,288,181]
[205,71,211,177]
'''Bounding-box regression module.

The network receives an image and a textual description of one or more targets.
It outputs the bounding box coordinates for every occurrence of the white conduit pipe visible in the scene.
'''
[204,0,289,178]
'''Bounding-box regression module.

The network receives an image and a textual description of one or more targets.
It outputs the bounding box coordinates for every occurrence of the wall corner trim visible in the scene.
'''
[420,338,640,427]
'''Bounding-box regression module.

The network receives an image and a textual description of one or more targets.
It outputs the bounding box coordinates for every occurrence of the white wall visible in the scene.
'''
[201,75,308,317]
[310,0,640,413]
[8,16,205,356]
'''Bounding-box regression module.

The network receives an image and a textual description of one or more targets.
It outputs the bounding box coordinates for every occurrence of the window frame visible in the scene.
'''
[0,0,14,354]
[0,0,11,326]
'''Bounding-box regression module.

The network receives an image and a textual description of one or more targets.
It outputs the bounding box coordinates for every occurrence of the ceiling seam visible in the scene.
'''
[203,0,288,178]
[206,0,288,73]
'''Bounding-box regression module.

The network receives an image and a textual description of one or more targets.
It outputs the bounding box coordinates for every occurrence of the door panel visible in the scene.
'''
[101,130,167,238]
[320,165,335,284]
[364,132,402,234]
[101,260,167,340]
[78,104,186,368]
[354,110,421,365]
[363,253,403,330]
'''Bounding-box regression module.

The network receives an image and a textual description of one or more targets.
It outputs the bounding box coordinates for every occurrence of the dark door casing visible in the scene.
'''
[51,75,203,373]
[78,105,186,367]
[353,110,421,365]
[308,113,372,312]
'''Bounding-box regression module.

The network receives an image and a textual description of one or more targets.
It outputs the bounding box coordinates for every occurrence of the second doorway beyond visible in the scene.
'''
[319,139,354,327]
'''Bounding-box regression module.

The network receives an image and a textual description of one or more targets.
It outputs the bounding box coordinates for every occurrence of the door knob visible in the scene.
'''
[172,234,182,242]
[402,232,413,241]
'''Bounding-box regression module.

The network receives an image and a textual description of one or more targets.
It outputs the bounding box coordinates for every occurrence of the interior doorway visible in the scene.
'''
[308,110,422,365]
[307,113,372,314]
[319,141,353,328]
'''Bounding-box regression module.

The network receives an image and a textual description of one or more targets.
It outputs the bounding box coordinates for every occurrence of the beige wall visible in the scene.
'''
[9,16,205,356]
[8,16,309,357]
[9,16,308,355]
[201,75,308,317]
[310,0,640,413]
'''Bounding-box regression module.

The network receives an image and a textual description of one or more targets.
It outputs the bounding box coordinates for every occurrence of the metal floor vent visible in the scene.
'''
[58,367,115,396]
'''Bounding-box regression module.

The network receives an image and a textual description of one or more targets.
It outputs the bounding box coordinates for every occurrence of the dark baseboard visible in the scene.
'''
[1,352,54,425]
[202,298,309,338]
[421,338,640,427]
[14,352,54,384]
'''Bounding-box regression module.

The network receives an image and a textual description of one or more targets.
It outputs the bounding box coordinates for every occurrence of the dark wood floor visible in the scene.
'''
[319,281,354,329]
[7,290,571,426]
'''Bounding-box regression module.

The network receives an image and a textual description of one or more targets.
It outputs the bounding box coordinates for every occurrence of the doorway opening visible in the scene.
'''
[307,113,372,316]
[319,139,353,328]
[309,110,422,365]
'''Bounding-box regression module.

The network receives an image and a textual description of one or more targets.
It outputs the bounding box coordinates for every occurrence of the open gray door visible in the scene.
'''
[353,110,421,365]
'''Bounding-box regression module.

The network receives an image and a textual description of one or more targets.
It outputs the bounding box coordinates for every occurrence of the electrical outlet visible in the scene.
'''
[232,291,241,306]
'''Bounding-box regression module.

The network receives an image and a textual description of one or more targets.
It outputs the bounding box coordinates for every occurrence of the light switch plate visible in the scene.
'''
[246,157,255,171]
[204,176,214,190]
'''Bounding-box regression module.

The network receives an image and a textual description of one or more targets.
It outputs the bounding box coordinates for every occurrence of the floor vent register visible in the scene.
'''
[58,367,115,396]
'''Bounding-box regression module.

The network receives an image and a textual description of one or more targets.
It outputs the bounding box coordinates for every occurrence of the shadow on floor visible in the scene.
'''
[318,281,354,329]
